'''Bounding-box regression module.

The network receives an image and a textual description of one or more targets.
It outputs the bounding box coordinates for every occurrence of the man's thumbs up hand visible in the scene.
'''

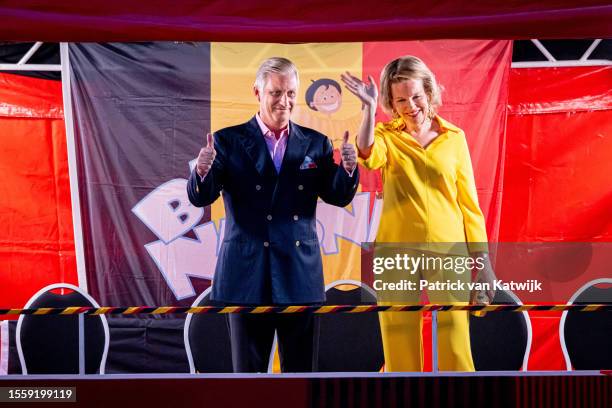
[341,130,357,174]
[196,132,216,178]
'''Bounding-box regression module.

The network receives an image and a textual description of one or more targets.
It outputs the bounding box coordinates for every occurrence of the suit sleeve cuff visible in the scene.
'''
[194,170,205,193]
[345,167,356,178]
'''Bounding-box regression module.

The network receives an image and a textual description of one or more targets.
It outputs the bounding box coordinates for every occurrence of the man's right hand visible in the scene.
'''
[196,132,216,178]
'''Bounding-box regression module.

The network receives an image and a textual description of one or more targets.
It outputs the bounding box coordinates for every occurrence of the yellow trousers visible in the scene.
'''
[376,249,475,372]
[379,309,475,372]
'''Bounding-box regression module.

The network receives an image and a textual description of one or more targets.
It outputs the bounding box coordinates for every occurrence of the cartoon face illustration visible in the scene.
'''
[305,78,342,114]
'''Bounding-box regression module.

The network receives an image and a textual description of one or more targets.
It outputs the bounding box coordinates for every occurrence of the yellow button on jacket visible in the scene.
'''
[359,115,488,248]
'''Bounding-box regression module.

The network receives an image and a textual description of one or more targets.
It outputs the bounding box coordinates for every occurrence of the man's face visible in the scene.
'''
[255,72,297,130]
[310,85,341,114]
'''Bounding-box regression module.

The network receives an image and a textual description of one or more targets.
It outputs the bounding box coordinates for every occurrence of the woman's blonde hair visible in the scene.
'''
[379,56,442,118]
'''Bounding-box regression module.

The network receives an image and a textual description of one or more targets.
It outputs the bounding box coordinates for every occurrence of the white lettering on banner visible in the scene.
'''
[144,220,225,300]
[188,158,197,173]
[131,178,204,244]
[316,192,371,254]
[367,196,383,242]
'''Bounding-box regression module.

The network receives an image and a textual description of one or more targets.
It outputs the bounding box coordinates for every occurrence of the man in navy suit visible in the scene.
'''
[187,57,359,372]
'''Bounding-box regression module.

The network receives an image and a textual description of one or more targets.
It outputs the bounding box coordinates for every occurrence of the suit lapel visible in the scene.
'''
[239,116,277,179]
[280,123,310,173]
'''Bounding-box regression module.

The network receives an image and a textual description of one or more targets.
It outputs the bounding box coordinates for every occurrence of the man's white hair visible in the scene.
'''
[254,57,299,92]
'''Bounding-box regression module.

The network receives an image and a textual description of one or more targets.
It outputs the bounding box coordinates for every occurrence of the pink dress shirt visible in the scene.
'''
[255,113,289,174]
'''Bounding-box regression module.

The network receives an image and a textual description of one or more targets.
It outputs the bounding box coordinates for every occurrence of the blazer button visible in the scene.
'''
[295,240,300,247]
[263,241,269,247]
[266,214,273,221]
[255,185,262,191]
[298,185,304,191]
[293,215,299,221]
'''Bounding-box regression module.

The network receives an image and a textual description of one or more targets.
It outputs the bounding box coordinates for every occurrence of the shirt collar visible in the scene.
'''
[255,113,290,139]
[390,115,460,135]
[434,115,461,134]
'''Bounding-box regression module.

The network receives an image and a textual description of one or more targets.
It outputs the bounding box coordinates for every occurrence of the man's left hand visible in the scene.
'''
[341,130,357,174]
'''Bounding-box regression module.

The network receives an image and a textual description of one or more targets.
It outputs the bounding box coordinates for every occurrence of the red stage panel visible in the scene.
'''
[0,73,77,311]
[502,66,612,242]
[501,66,612,370]
[0,73,63,118]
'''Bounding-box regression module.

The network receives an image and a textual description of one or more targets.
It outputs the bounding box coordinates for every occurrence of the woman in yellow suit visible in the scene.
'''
[341,56,495,371]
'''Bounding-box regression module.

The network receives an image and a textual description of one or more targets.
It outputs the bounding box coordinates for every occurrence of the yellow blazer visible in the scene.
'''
[359,115,487,251]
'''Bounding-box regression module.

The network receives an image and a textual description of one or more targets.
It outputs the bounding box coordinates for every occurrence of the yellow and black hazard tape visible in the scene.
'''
[0,304,610,316]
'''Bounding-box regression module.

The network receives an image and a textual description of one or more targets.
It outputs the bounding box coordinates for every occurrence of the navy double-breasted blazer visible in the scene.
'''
[187,117,359,304]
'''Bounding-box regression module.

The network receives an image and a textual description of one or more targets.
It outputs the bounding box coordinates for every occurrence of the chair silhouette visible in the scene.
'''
[469,290,532,371]
[184,287,233,373]
[16,283,109,374]
[317,280,384,372]
[560,278,612,370]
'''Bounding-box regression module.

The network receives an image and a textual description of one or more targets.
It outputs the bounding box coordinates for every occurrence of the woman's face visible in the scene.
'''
[390,78,430,128]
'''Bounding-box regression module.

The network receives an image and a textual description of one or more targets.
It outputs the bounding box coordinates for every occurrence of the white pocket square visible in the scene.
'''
[299,155,317,170]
